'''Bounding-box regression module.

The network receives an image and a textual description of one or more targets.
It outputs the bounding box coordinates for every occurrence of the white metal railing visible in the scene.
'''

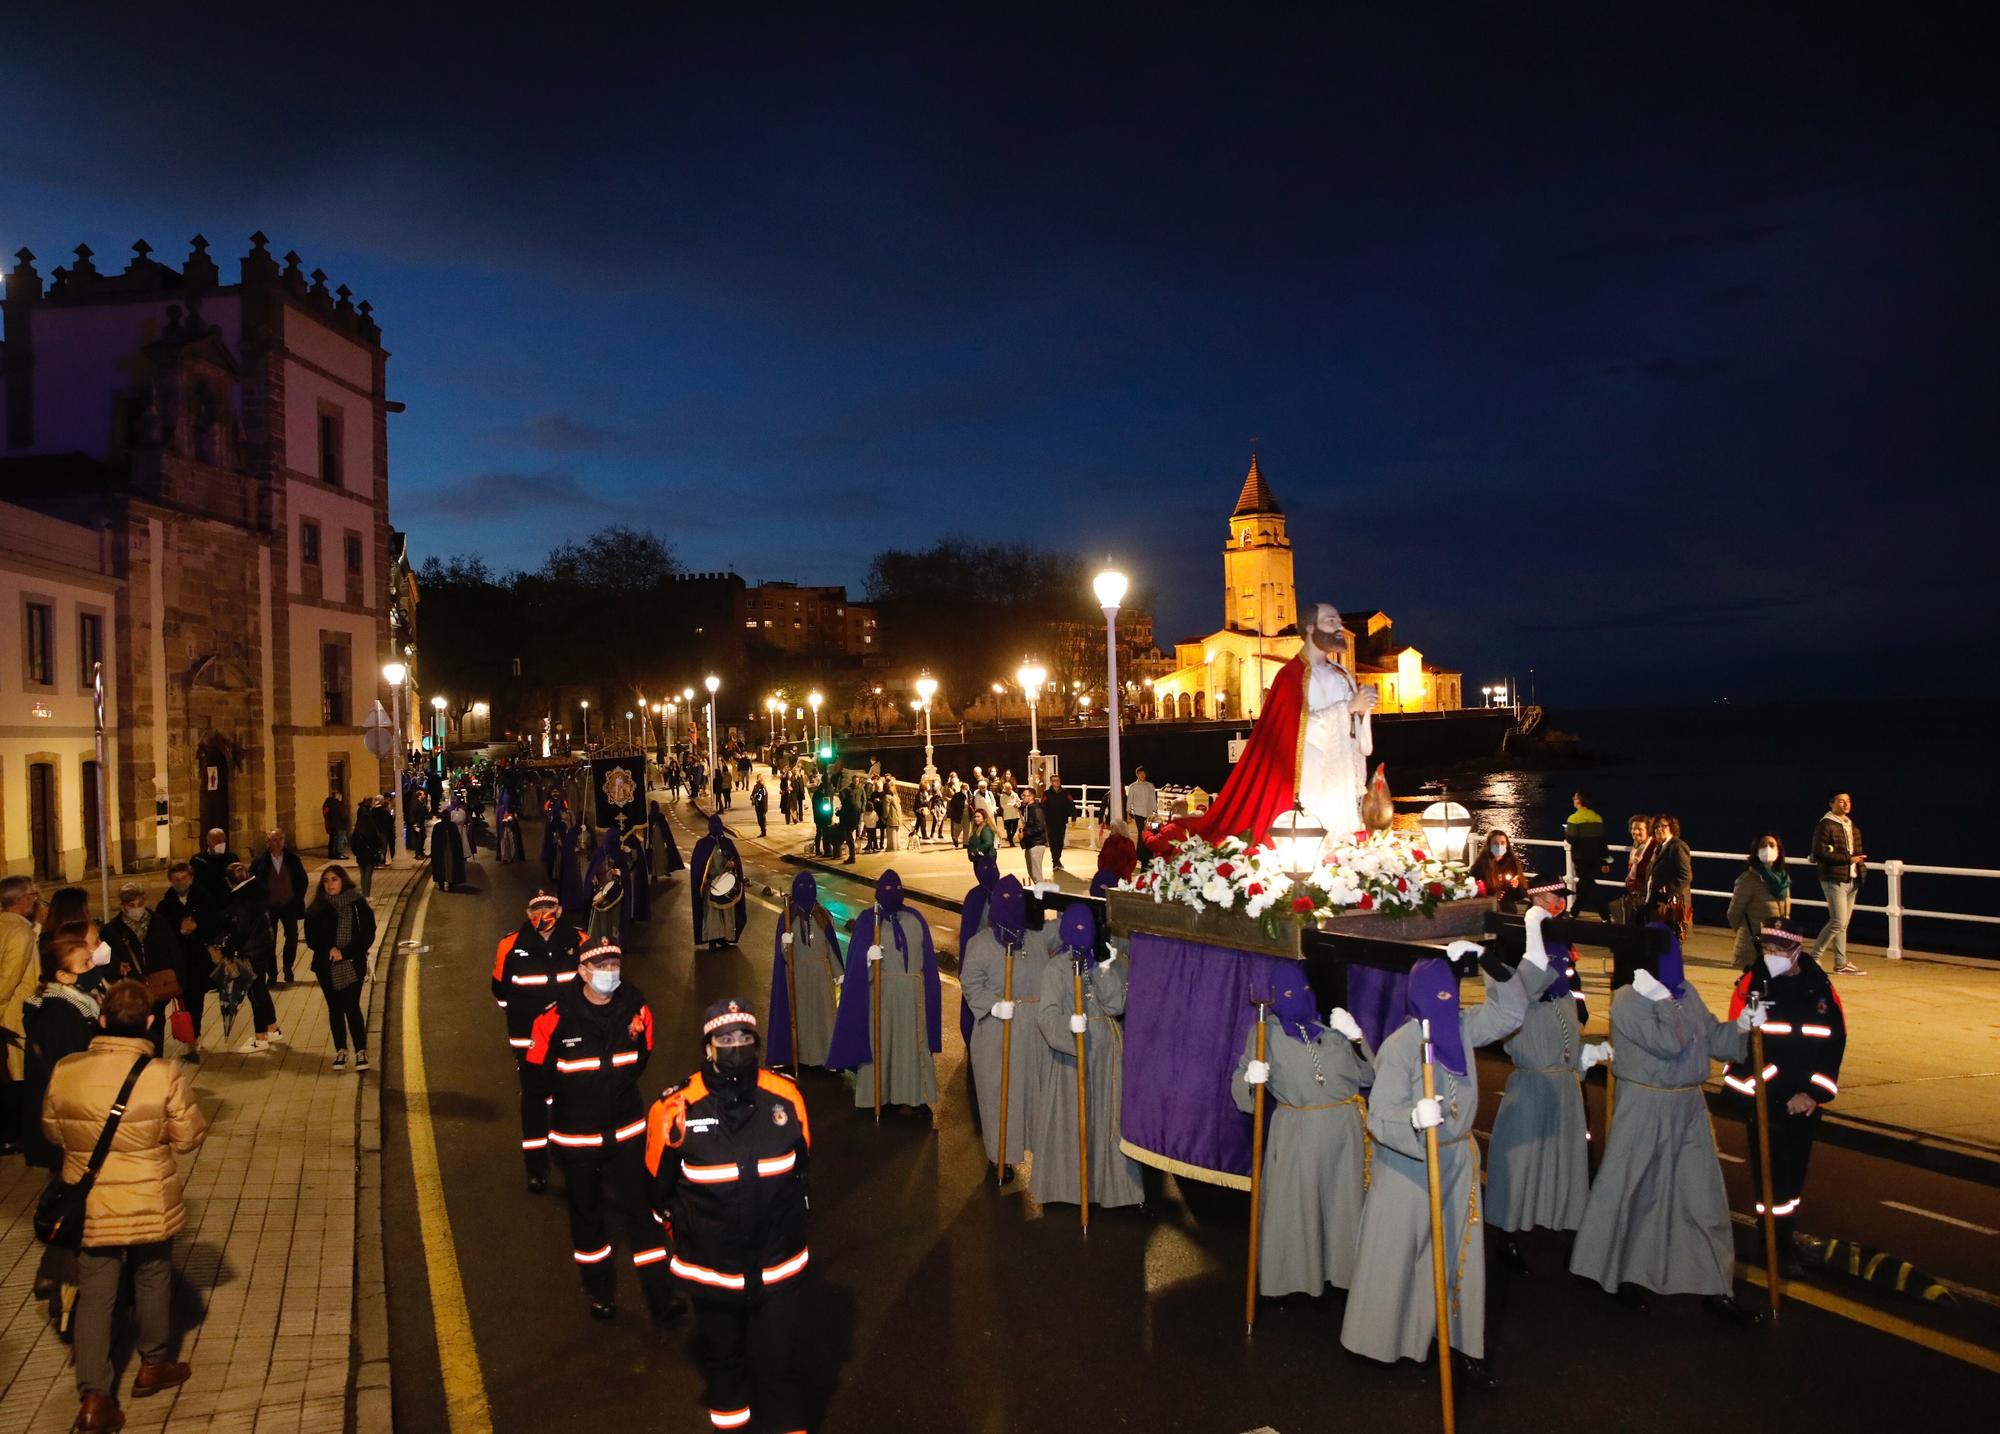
[1519,837,2000,960]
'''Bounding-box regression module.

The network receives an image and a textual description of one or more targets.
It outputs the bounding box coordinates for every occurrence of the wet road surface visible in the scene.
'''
[380,809,2000,1432]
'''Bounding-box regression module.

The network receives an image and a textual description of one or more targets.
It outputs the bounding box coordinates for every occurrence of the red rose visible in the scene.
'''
[1413,849,1428,862]
[1427,881,1445,898]
[1290,895,1315,914]
[1396,877,1409,892]
[1358,893,1375,910]
[1215,862,1234,879]
[1246,882,1263,897]
[1178,860,1193,876]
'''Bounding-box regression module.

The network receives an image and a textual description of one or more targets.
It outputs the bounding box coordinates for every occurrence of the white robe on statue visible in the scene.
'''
[1299,660,1373,838]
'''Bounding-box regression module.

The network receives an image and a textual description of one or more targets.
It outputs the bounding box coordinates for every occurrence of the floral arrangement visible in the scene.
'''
[1119,828,1480,937]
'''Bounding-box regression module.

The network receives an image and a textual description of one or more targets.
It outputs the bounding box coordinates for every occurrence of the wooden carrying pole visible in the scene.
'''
[1073,959,1091,1233]
[1605,1066,1617,1138]
[1419,1020,1457,1434]
[996,947,1015,1186]
[1245,992,1273,1332]
[1751,1023,1782,1322]
[871,916,883,1124]
[784,914,800,1077]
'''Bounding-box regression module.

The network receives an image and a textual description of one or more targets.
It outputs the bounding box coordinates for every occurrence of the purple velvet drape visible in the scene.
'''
[1120,933,1412,1186]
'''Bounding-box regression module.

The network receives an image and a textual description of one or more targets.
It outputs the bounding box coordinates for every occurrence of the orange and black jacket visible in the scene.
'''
[1723,957,1846,1107]
[525,983,655,1148]
[645,1068,810,1299]
[491,919,588,1048]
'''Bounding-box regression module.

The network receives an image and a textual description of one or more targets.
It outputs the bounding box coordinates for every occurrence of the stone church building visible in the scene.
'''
[0,234,397,877]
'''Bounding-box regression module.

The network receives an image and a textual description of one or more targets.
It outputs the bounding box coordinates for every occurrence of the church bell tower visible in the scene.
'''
[1223,452,1295,637]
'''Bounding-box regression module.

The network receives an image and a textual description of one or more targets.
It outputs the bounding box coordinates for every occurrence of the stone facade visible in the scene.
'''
[0,234,396,872]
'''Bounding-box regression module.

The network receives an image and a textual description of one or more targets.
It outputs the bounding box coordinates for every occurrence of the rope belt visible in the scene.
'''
[1275,1093,1372,1188]
[1619,1079,1700,1093]
[1523,1065,1578,1076]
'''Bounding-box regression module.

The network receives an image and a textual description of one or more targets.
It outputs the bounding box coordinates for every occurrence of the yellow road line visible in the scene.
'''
[1741,1265,2000,1376]
[400,883,496,1432]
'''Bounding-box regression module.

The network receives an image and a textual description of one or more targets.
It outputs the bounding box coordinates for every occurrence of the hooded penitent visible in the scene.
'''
[688,815,747,944]
[1057,903,1097,969]
[1650,933,1685,994]
[1405,956,1467,1076]
[1271,980,1324,1043]
[826,869,943,1069]
[961,854,1000,941]
[989,876,1026,947]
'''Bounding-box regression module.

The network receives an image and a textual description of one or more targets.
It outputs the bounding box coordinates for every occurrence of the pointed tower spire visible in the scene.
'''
[1233,449,1280,517]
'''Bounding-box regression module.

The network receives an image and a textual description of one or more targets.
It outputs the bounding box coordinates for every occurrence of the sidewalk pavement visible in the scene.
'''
[694,785,2000,1176]
[0,853,422,1434]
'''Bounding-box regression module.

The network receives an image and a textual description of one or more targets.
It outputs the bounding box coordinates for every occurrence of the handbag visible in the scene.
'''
[169,1001,197,1047]
[328,957,362,992]
[144,967,183,1003]
[35,1055,152,1247]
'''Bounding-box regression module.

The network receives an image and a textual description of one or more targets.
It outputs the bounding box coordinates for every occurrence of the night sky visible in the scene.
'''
[7,4,1995,705]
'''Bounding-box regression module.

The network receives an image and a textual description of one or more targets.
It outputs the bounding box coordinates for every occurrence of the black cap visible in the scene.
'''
[702,996,758,1039]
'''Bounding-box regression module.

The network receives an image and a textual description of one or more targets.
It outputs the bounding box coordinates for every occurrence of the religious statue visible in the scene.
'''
[1185,603,1379,845]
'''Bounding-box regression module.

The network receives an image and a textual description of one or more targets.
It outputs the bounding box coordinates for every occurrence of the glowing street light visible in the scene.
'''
[579,698,591,746]
[915,672,939,783]
[808,689,823,744]
[704,675,720,778]
[382,661,408,861]
[1094,566,1128,822]
[1016,660,1047,762]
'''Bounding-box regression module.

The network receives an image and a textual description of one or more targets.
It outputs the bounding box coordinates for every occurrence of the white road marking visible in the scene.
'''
[1881,1200,1999,1236]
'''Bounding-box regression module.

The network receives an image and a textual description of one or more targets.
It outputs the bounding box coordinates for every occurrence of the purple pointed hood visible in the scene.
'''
[971,854,999,891]
[1407,957,1467,1076]
[990,876,1026,947]
[1272,980,1324,1043]
[1058,903,1097,968]
[1651,931,1685,993]
[790,871,817,914]
[876,870,905,913]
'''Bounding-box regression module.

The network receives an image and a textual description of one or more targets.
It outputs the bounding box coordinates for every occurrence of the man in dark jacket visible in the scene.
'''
[646,998,810,1434]
[1724,925,1846,1274]
[252,829,309,984]
[525,940,683,1324]
[152,862,213,1060]
[493,892,588,1190]
[216,862,284,1053]
[1565,792,1611,919]
[1807,790,1866,976]
[322,791,351,859]
[1043,780,1075,871]
[190,829,235,913]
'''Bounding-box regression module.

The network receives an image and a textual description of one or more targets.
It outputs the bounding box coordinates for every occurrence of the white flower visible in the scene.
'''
[1201,875,1234,905]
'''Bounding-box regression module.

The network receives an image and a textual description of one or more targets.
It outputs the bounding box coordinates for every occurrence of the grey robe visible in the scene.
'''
[1339,961,1548,1363]
[852,909,939,1109]
[787,918,843,1069]
[1569,983,1747,1296]
[1484,993,1592,1234]
[962,928,1057,1165]
[1030,953,1145,1209]
[1230,1017,1375,1296]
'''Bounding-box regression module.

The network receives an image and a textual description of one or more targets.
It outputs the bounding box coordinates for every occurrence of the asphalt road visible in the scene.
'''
[381,808,2000,1433]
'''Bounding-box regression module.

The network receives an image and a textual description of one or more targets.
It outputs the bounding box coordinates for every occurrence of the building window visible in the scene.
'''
[344,532,363,574]
[78,610,103,688]
[24,600,55,686]
[745,620,758,629]
[511,657,523,677]
[318,406,344,485]
[301,518,322,565]
[321,635,352,726]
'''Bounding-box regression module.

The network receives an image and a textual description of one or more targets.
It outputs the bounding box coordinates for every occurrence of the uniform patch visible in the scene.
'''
[773,1105,789,1127]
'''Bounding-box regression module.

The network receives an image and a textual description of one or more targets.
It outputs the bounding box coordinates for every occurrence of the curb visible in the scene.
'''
[349,860,425,1434]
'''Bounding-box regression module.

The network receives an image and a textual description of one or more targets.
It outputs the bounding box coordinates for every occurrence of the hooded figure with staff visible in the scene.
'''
[1231,980,1375,1308]
[1339,938,1550,1393]
[1030,904,1144,1215]
[962,876,1053,1186]
[827,871,941,1119]
[689,815,748,950]
[766,872,843,1072]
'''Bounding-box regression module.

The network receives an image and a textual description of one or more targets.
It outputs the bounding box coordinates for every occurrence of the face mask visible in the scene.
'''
[529,912,557,934]
[1489,843,1506,857]
[90,941,113,968]
[1763,952,1795,978]
[713,1044,758,1081]
[1758,847,1778,865]
[123,903,146,919]
[587,968,621,995]
[210,842,226,854]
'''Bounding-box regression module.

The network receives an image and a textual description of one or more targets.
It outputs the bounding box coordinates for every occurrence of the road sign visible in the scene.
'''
[363,701,394,758]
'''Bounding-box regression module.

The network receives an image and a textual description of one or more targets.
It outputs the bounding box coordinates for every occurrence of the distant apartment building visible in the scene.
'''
[0,233,398,872]
[741,580,879,657]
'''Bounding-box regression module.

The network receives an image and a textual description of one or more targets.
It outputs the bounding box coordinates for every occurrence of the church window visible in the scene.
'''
[301,519,321,565]
[344,532,363,574]
[77,610,103,688]
[320,634,352,726]
[23,600,55,687]
[318,406,345,485]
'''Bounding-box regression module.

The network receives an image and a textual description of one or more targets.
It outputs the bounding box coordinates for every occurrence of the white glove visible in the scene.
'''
[1411,1097,1444,1131]
[1524,904,1552,927]
[1632,969,1670,1002]
[781,933,793,947]
[991,1000,1015,1021]
[1328,1007,1363,1042]
[1069,1013,1089,1035]
[1736,1002,1768,1032]
[1444,939,1483,965]
[1245,1059,1271,1086]
[867,944,883,964]
[1579,1041,1613,1073]
[1099,947,1118,968]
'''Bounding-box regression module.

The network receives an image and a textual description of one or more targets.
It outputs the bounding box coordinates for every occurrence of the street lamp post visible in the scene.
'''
[915,672,939,783]
[383,661,407,862]
[1094,567,1128,823]
[431,695,448,776]
[1016,660,1047,765]
[580,699,591,747]
[808,690,823,745]
[704,674,720,780]
[625,709,634,744]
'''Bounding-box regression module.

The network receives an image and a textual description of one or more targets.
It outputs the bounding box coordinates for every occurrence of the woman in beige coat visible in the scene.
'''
[1726,833,1793,968]
[43,977,208,1431]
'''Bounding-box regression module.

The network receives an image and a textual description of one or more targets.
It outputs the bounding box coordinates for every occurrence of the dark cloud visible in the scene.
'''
[395,471,617,523]
[517,413,619,452]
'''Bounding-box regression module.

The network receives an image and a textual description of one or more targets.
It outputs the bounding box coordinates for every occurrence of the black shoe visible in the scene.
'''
[1612,1283,1649,1312]
[588,1300,617,1321]
[1499,1237,1530,1275]
[1452,1351,1499,1392]
[526,1174,547,1194]
[1703,1295,1765,1328]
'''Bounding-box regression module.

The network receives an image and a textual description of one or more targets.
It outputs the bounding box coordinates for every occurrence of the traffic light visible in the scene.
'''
[816,739,834,763]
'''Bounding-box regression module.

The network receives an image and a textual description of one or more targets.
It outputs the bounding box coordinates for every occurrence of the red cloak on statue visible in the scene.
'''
[1184,656,1309,847]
